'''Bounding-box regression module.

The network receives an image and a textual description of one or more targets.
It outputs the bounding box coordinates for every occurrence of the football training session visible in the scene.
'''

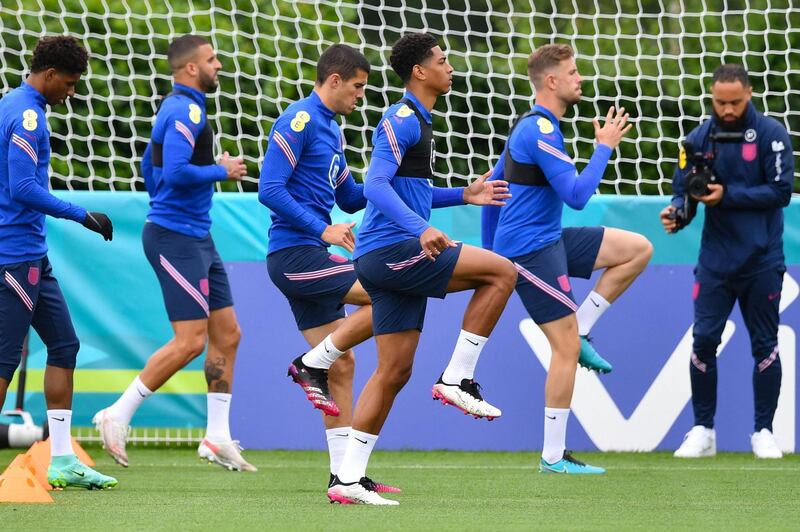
[0,0,799,529]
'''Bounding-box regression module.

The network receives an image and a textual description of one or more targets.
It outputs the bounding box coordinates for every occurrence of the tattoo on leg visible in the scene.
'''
[204,356,225,385]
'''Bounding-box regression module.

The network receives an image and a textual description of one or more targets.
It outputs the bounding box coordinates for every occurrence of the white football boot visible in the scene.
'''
[198,438,258,472]
[432,375,501,420]
[674,425,716,458]
[327,476,400,506]
[93,408,131,467]
[751,429,783,459]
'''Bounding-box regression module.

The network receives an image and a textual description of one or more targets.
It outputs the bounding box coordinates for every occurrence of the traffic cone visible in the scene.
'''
[2,453,50,491]
[0,458,53,503]
[24,438,95,469]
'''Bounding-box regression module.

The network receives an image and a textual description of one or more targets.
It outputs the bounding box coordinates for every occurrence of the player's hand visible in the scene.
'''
[593,106,632,150]
[659,206,677,234]
[220,151,247,181]
[692,183,724,207]
[321,222,356,253]
[419,226,457,261]
[463,169,510,206]
[82,211,113,241]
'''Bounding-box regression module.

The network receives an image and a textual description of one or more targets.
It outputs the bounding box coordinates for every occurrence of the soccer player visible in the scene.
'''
[0,36,117,489]
[93,35,255,471]
[326,33,518,505]
[482,44,652,473]
[259,44,398,493]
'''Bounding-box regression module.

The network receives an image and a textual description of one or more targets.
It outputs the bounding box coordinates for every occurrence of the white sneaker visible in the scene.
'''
[674,425,716,458]
[432,376,501,420]
[751,429,783,459]
[327,476,399,505]
[198,438,258,472]
[92,408,130,467]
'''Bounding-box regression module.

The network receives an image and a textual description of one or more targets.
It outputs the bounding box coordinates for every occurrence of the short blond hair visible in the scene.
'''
[527,44,574,89]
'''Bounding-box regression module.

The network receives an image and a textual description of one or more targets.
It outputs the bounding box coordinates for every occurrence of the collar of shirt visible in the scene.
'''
[403,91,432,124]
[20,81,47,108]
[309,90,336,121]
[532,104,559,126]
[172,83,206,108]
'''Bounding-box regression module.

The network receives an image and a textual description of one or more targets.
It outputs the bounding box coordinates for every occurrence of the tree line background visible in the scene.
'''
[0,0,798,194]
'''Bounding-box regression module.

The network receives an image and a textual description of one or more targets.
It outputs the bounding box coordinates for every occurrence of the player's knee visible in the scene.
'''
[46,337,80,370]
[493,257,518,294]
[691,336,718,364]
[632,234,653,269]
[378,363,413,392]
[176,335,208,361]
[329,351,355,379]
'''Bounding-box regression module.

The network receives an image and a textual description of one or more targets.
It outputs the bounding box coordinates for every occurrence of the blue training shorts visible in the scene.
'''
[355,238,463,335]
[267,245,357,331]
[0,256,79,381]
[511,226,604,325]
[142,222,233,322]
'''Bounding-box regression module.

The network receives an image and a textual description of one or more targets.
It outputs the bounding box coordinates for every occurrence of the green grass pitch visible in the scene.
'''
[2,447,799,530]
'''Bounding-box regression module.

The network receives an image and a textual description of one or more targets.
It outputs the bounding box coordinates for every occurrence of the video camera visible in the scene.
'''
[669,129,745,231]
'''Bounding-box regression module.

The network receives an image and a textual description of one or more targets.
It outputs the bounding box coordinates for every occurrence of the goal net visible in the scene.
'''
[0,1,797,195]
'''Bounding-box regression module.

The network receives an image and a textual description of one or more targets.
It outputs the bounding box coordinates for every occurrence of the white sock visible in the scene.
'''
[336,429,378,484]
[441,330,488,384]
[302,334,345,370]
[326,426,351,475]
[47,409,73,457]
[108,376,152,425]
[206,393,232,441]
[542,407,570,464]
[576,290,610,336]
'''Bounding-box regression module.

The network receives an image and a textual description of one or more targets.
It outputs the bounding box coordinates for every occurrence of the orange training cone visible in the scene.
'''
[24,438,95,468]
[2,454,51,491]
[0,462,53,503]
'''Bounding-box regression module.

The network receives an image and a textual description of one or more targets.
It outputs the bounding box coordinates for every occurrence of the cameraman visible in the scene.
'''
[660,64,794,459]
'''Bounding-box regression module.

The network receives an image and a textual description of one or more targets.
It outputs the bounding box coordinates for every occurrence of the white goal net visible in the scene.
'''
[0,0,797,195]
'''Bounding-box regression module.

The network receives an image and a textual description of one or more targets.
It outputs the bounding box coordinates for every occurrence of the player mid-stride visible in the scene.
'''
[0,36,116,489]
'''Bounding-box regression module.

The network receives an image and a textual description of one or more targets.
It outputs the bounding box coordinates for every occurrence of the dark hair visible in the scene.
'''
[316,44,370,84]
[527,44,574,88]
[30,36,88,74]
[168,35,211,72]
[389,33,440,83]
[712,64,750,87]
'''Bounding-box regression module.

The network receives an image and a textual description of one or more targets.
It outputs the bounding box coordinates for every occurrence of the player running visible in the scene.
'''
[482,44,652,474]
[93,35,255,472]
[259,44,398,493]
[0,36,117,489]
[326,33,517,505]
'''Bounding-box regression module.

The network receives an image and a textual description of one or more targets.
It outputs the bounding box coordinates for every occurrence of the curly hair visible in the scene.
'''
[389,33,440,84]
[30,36,88,74]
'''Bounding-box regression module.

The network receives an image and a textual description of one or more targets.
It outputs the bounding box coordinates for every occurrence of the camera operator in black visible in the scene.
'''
[660,64,794,459]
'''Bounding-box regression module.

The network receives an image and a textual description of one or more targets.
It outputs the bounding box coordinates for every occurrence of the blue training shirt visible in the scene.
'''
[0,82,86,264]
[142,83,227,238]
[353,91,464,259]
[258,91,365,255]
[482,104,612,258]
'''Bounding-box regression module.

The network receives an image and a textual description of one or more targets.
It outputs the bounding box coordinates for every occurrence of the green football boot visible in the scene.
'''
[48,455,118,490]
